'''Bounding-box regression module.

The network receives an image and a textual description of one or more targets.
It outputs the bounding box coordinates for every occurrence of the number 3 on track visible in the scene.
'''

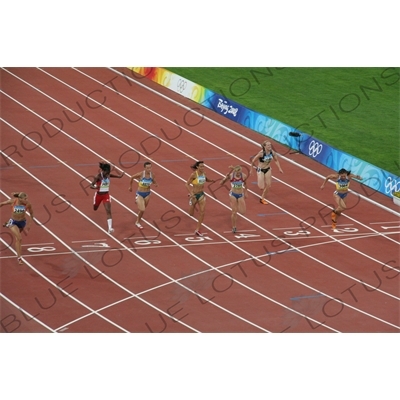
[185,236,213,242]
[283,230,310,236]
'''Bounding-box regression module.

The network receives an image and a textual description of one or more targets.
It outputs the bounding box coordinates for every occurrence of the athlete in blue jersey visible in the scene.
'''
[185,161,217,237]
[129,161,158,229]
[321,168,362,229]
[0,192,34,264]
[220,165,248,233]
[250,141,283,204]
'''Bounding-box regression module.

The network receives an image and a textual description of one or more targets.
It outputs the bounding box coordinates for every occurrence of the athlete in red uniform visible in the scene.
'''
[0,192,34,264]
[90,162,124,234]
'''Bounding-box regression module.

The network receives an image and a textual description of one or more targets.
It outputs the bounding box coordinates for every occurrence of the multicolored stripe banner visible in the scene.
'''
[129,67,400,198]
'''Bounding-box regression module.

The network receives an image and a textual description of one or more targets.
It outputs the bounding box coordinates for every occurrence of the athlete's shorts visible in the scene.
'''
[194,192,205,201]
[257,167,271,174]
[94,192,110,208]
[230,191,244,199]
[136,191,151,199]
[5,219,26,230]
[334,191,348,199]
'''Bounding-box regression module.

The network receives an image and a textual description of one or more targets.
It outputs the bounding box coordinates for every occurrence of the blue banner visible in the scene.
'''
[156,68,400,199]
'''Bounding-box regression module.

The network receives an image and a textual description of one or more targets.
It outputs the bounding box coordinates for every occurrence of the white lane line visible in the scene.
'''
[370,221,400,225]
[0,175,202,333]
[21,242,54,246]
[0,292,57,333]
[4,70,398,331]
[0,152,269,333]
[110,67,400,218]
[0,236,130,333]
[2,77,396,332]
[72,239,107,243]
[54,67,400,255]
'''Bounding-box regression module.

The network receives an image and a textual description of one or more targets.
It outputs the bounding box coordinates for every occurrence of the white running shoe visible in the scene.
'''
[135,222,144,230]
[108,228,114,234]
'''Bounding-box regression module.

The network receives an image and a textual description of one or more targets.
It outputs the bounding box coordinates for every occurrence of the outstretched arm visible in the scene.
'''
[26,203,34,230]
[206,176,217,183]
[90,174,100,189]
[0,199,13,208]
[250,151,262,174]
[110,170,125,178]
[321,174,338,189]
[220,172,232,186]
[243,174,248,198]
[128,172,142,191]
[349,173,362,181]
[152,174,159,188]
[273,152,283,173]
[185,174,195,195]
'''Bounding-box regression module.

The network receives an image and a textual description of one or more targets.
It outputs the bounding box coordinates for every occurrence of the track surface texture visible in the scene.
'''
[1,67,399,333]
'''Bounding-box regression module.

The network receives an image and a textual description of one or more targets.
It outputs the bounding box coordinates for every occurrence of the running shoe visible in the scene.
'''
[331,222,337,230]
[135,222,144,230]
[260,199,268,205]
[194,230,203,237]
[232,227,237,233]
[17,257,23,265]
[108,228,114,234]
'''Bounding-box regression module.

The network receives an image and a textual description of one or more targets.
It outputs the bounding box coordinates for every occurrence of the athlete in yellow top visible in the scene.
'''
[321,168,362,229]
[129,161,158,229]
[185,161,217,236]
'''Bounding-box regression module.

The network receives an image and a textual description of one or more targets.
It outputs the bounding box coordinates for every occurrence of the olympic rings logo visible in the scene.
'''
[176,79,187,94]
[384,177,400,194]
[308,140,323,157]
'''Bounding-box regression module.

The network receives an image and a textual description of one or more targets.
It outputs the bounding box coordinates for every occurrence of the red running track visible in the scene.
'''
[1,67,399,333]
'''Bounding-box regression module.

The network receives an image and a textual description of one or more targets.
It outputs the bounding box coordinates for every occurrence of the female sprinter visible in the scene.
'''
[220,165,248,233]
[250,140,283,204]
[0,192,34,264]
[320,168,362,229]
[185,161,217,237]
[129,161,158,229]
[90,161,124,234]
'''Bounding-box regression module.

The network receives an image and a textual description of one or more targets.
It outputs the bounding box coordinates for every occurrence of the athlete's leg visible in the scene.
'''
[260,169,272,204]
[195,195,206,232]
[229,195,238,231]
[103,199,113,233]
[237,195,246,215]
[332,194,346,229]
[135,195,147,227]
[93,193,101,211]
[9,224,23,263]
[257,170,265,190]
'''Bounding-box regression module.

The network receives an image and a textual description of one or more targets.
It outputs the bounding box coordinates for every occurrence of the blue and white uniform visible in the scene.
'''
[230,173,245,199]
[334,177,350,199]
[5,200,27,230]
[137,172,153,199]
